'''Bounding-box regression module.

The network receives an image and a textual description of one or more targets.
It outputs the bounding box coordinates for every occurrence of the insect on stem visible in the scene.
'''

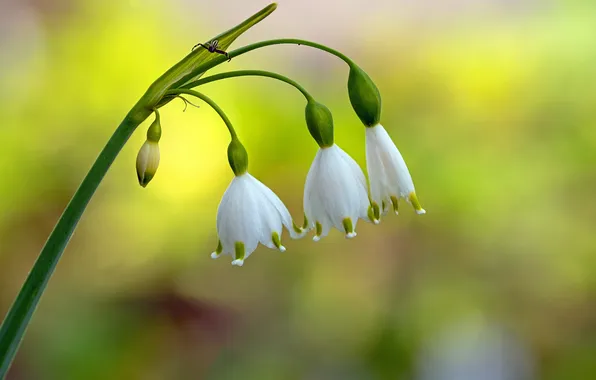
[191,40,231,62]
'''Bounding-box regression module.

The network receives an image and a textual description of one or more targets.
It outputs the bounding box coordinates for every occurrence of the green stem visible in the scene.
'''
[0,105,151,378]
[230,38,353,64]
[182,70,314,101]
[166,89,237,138]
[180,38,356,88]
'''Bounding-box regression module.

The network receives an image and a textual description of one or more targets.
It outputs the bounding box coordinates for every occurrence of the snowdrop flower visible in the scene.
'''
[347,63,425,216]
[303,144,370,241]
[212,139,304,267]
[366,124,425,215]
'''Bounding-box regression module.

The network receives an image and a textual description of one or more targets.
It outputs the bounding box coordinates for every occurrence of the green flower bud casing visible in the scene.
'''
[228,138,249,176]
[305,100,334,148]
[348,64,381,127]
[136,113,162,187]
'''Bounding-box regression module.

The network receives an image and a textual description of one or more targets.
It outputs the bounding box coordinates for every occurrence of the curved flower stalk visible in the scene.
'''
[304,144,370,240]
[213,172,304,266]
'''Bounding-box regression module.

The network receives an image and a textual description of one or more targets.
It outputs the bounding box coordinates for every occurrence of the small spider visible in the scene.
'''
[192,40,231,61]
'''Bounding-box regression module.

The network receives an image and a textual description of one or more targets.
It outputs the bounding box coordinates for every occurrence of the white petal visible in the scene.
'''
[366,126,392,205]
[303,144,370,239]
[249,174,303,239]
[214,172,301,264]
[216,174,261,257]
[334,146,371,222]
[245,175,284,249]
[367,124,416,199]
[365,124,426,215]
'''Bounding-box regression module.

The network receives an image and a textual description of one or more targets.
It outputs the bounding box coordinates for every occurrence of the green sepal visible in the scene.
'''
[272,232,282,250]
[146,3,277,108]
[234,241,245,261]
[302,214,309,229]
[305,100,334,148]
[227,138,249,176]
[137,171,154,188]
[408,192,426,214]
[368,202,380,222]
[146,112,162,142]
[342,217,354,234]
[347,63,381,127]
[372,202,381,219]
[315,221,323,236]
[292,221,303,234]
[390,195,399,214]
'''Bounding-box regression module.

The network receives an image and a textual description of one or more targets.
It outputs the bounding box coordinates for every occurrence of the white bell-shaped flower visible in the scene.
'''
[303,144,370,241]
[212,173,304,266]
[365,123,425,216]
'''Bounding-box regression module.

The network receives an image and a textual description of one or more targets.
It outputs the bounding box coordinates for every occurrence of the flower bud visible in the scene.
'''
[136,112,162,188]
[227,138,248,176]
[305,100,334,148]
[136,141,160,187]
[347,64,381,127]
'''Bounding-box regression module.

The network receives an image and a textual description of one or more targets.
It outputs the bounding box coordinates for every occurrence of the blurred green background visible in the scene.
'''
[1,0,596,379]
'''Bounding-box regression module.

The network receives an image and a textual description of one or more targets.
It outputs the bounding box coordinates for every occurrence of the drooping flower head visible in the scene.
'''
[304,144,370,240]
[303,100,371,240]
[212,138,304,266]
[347,63,425,216]
[366,124,425,215]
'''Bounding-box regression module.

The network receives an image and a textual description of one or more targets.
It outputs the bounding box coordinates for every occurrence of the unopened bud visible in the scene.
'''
[136,112,162,187]
[136,140,160,187]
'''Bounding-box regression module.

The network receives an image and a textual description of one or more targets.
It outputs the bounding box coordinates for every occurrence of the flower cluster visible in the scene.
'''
[208,69,424,266]
[136,67,426,267]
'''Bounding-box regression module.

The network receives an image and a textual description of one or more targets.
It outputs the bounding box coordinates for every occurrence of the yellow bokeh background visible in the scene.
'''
[1,1,596,379]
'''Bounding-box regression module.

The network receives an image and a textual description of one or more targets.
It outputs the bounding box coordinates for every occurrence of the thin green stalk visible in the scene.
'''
[183,38,355,80]
[230,38,353,64]
[167,89,237,138]
[182,70,314,101]
[0,105,152,378]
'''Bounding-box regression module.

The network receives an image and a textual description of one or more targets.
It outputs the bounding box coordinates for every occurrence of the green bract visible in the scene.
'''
[348,64,382,127]
[227,138,249,176]
[305,100,334,148]
[145,3,278,109]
